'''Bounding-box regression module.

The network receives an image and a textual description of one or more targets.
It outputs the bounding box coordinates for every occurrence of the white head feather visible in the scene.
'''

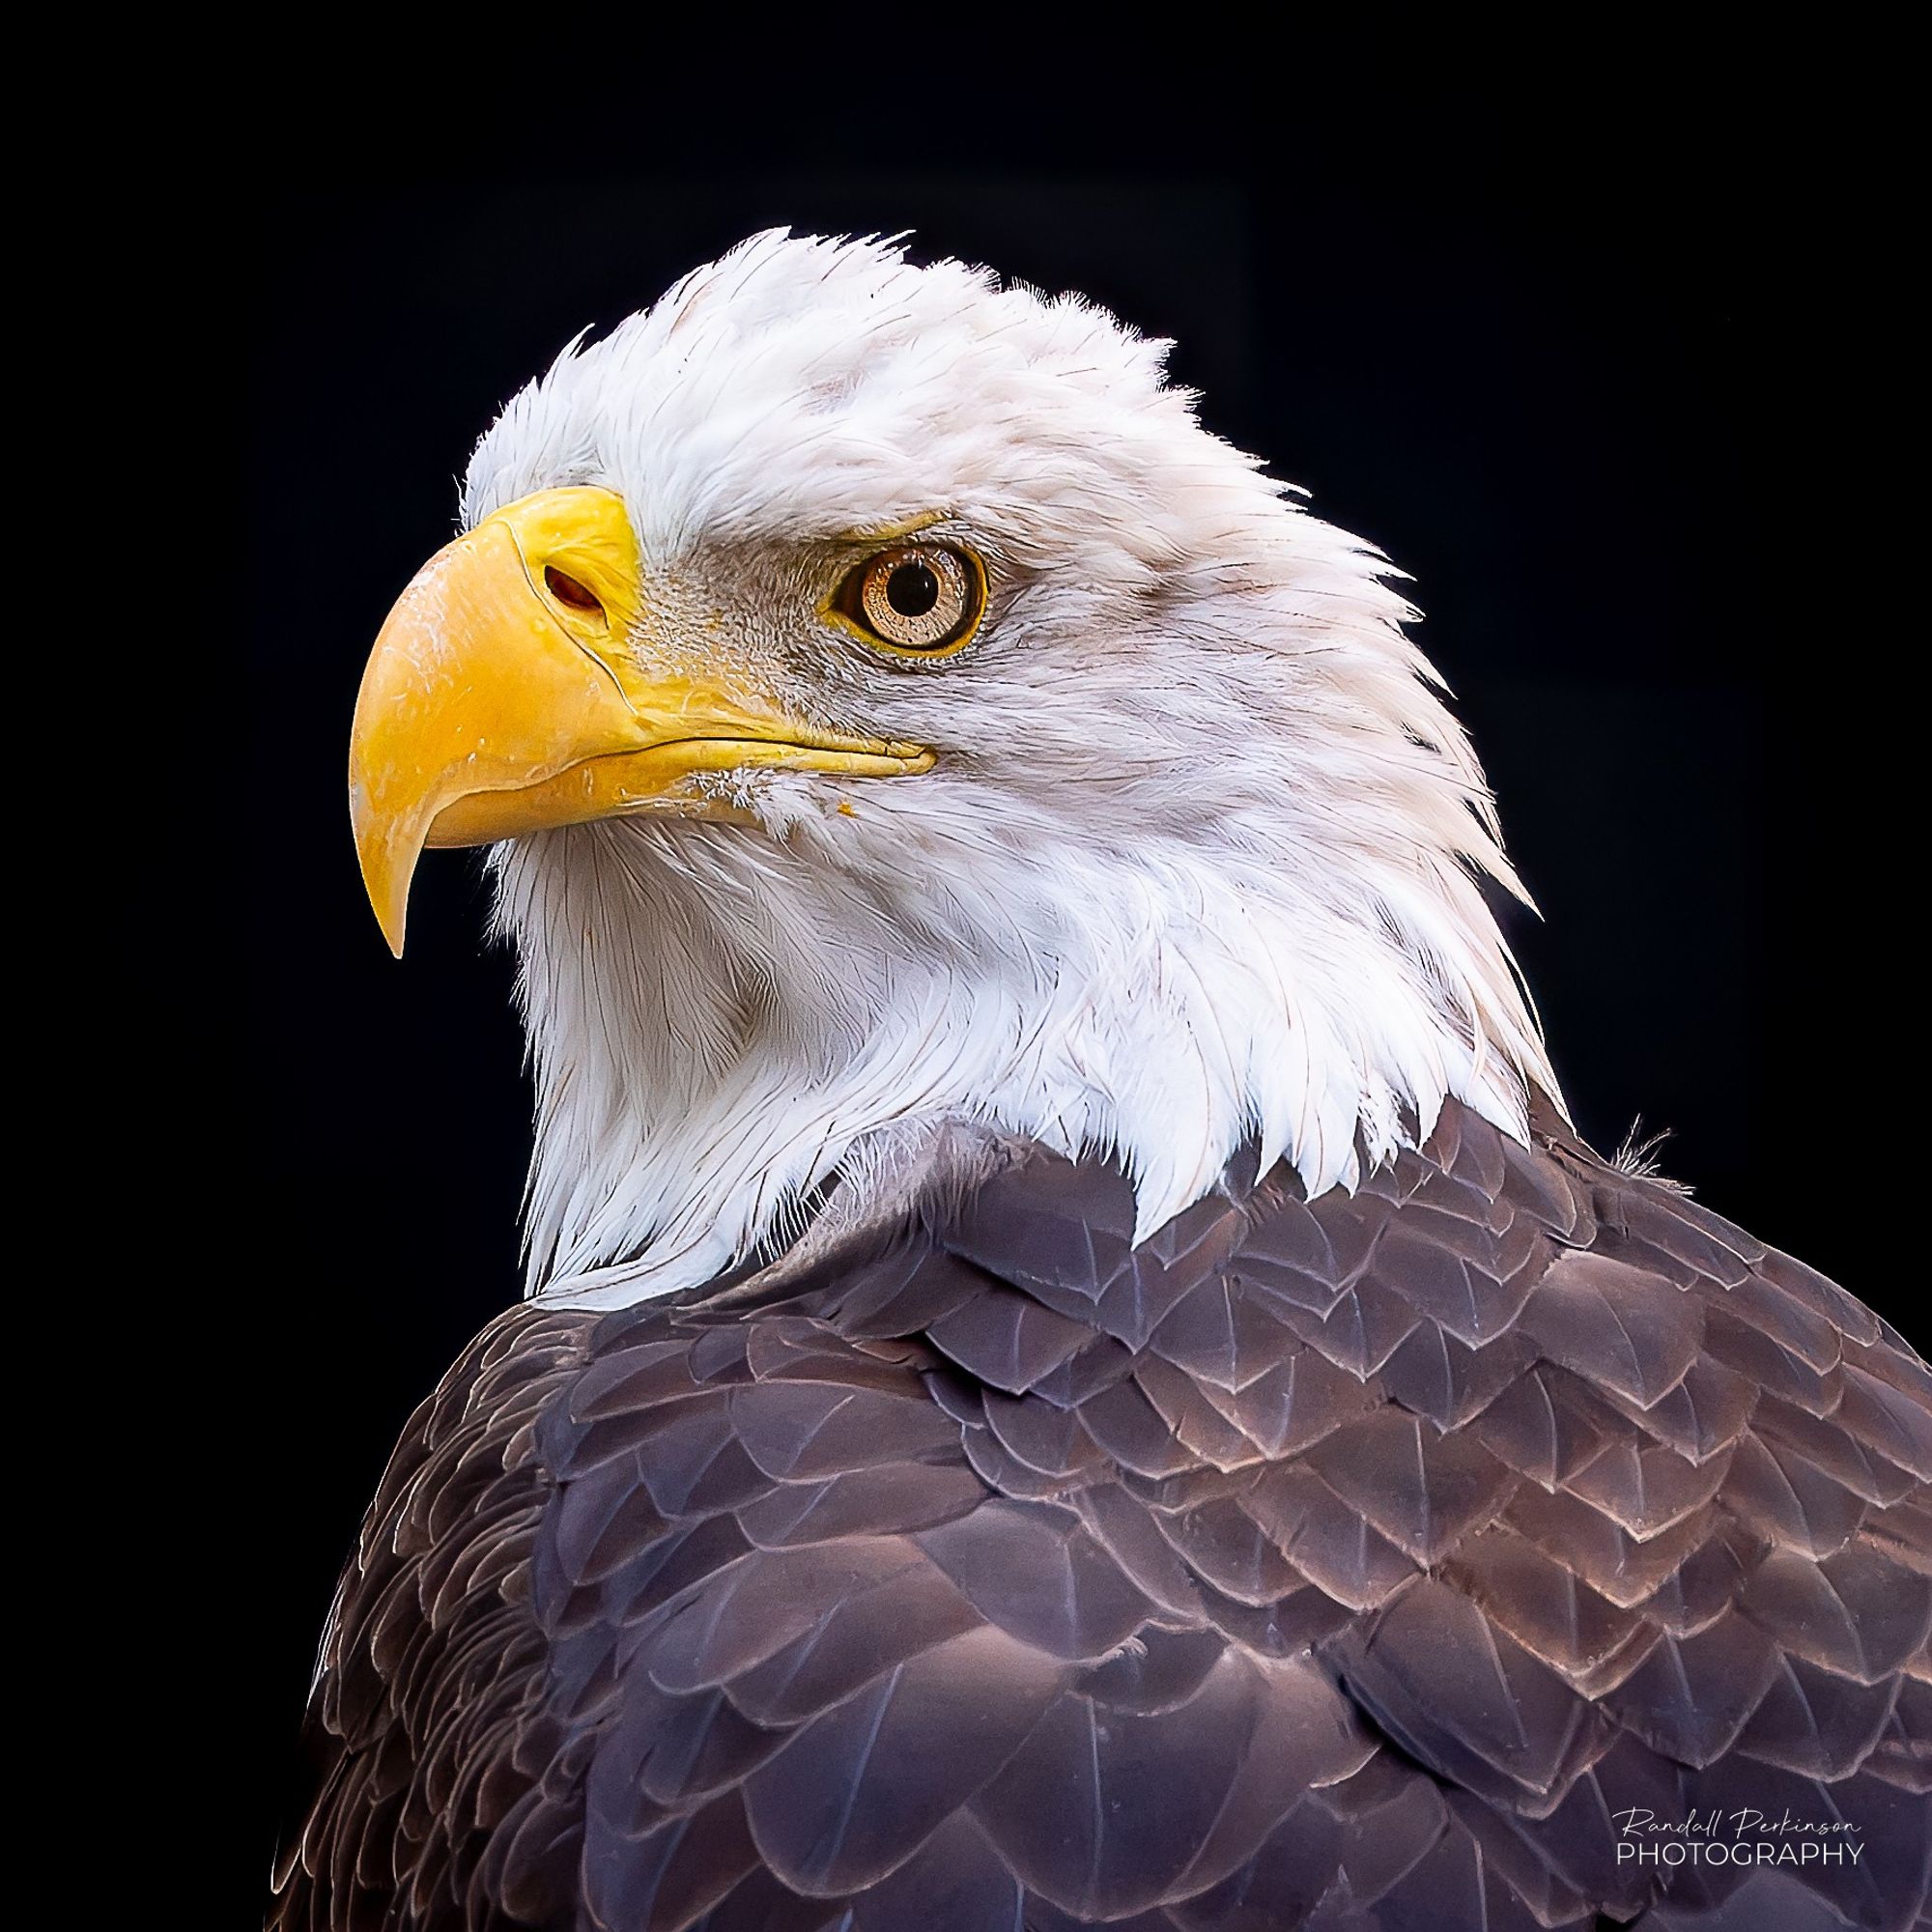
[456,231,1558,1308]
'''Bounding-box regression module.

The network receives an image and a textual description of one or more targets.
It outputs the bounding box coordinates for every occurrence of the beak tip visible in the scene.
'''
[353,825,415,960]
[351,774,422,960]
[369,871,412,959]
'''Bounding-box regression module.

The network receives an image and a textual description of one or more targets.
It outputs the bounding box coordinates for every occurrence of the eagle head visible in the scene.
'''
[350,231,1555,1304]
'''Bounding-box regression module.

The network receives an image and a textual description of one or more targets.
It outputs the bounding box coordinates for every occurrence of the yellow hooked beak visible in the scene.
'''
[349,487,933,954]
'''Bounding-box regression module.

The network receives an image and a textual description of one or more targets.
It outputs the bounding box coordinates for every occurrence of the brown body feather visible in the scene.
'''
[270,1102,1932,1930]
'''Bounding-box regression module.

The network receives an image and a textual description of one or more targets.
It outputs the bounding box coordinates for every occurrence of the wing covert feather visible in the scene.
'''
[273,1103,1931,1929]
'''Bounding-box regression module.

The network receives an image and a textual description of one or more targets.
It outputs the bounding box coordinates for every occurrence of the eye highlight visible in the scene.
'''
[836,544,985,656]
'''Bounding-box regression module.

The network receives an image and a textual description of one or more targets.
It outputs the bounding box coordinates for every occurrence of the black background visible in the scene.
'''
[242,89,1884,1903]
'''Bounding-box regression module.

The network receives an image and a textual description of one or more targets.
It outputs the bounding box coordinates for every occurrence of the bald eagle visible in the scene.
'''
[271,233,1929,1932]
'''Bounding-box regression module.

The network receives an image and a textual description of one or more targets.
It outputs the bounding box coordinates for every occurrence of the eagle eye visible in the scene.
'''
[838,544,985,656]
[544,566,606,620]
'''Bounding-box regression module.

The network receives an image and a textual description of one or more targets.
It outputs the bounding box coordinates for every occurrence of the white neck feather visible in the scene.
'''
[497,692,1555,1309]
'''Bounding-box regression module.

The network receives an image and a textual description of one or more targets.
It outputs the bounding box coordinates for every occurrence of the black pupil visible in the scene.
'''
[886,560,941,619]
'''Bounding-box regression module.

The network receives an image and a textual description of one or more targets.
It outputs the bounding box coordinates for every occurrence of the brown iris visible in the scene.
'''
[838,544,984,655]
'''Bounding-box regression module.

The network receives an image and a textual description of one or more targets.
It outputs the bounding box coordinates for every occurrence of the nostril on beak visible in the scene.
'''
[545,566,605,619]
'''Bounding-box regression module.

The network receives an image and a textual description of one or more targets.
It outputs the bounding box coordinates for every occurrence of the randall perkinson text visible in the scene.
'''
[1612,1808,1865,1866]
